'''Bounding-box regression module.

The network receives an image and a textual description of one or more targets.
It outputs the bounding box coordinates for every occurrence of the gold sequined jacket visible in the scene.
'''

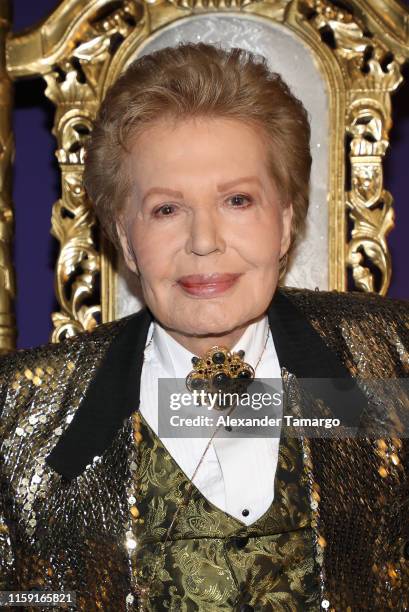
[0,287,408,611]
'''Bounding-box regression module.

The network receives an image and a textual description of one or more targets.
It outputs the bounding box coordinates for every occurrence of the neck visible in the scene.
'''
[161,312,266,356]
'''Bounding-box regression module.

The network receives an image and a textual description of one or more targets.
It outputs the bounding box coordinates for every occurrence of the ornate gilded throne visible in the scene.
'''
[0,0,408,351]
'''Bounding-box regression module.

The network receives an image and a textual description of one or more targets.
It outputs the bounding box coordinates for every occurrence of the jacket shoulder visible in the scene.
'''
[279,286,409,324]
[0,312,138,404]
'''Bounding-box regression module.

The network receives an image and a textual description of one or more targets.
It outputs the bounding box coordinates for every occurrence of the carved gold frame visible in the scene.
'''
[1,0,408,346]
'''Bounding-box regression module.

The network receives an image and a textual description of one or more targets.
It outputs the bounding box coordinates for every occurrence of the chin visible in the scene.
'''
[173,308,247,338]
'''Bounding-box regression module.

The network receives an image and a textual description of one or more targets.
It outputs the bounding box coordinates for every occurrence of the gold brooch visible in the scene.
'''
[185,346,255,399]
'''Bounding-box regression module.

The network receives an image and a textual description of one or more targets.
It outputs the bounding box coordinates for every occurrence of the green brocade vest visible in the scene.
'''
[133,412,320,611]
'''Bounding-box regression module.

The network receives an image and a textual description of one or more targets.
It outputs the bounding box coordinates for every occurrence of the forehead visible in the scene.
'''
[127,116,271,183]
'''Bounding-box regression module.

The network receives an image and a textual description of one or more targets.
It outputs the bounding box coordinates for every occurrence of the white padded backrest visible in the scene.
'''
[115,14,329,318]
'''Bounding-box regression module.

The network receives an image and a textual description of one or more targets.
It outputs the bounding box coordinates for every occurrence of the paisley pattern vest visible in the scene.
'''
[132,412,320,611]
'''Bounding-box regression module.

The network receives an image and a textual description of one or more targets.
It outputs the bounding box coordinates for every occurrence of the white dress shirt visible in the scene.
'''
[139,315,282,526]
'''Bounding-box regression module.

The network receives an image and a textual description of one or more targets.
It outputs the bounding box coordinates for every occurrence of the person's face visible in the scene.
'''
[116,116,293,338]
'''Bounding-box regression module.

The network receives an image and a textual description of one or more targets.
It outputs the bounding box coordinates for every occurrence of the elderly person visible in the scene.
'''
[0,42,408,612]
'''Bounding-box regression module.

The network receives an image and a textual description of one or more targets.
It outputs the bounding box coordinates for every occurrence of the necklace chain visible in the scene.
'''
[131,324,271,610]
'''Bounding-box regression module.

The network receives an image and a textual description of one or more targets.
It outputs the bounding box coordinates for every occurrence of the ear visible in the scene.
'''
[279,202,293,258]
[115,217,140,276]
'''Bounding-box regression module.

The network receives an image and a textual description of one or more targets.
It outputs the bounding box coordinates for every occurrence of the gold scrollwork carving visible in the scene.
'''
[0,125,15,352]
[301,0,404,294]
[0,0,15,353]
[346,106,395,294]
[41,0,141,339]
[50,168,101,340]
[166,0,254,9]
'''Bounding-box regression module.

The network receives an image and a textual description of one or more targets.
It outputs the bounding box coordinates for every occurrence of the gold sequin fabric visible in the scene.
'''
[0,287,408,611]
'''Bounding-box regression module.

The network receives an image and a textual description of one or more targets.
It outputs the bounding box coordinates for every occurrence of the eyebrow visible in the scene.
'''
[217,176,262,191]
[141,187,183,206]
[141,176,262,206]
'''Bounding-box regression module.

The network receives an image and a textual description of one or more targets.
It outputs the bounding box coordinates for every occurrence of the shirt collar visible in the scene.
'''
[151,314,270,378]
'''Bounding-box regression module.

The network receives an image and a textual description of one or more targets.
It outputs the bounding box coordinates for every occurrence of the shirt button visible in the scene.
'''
[242,508,250,517]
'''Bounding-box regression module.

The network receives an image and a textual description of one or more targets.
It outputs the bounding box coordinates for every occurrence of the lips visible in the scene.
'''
[178,273,240,284]
[177,273,242,297]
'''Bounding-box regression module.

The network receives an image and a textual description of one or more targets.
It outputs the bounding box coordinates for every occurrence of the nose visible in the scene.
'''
[185,205,225,256]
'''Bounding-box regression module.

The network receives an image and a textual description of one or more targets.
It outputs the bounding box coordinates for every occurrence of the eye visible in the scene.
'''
[227,194,253,208]
[153,203,177,217]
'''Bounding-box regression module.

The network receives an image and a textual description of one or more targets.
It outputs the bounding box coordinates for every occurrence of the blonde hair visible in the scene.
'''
[83,42,312,276]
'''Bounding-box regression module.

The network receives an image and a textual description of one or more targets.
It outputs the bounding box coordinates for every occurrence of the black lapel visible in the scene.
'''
[268,288,367,424]
[45,306,153,480]
[46,287,365,481]
[267,288,347,378]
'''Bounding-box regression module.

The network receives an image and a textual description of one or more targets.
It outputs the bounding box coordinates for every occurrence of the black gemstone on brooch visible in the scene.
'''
[190,377,206,390]
[212,351,226,364]
[238,369,252,379]
[212,372,231,388]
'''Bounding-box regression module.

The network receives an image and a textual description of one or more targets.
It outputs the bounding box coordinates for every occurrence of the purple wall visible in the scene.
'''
[13,1,60,349]
[12,0,409,349]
